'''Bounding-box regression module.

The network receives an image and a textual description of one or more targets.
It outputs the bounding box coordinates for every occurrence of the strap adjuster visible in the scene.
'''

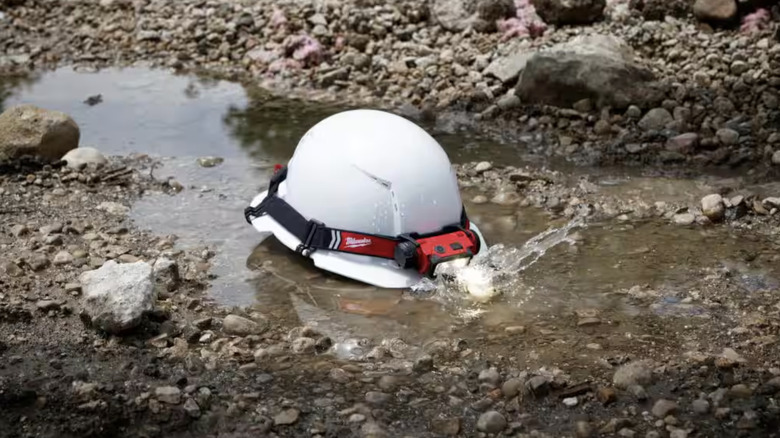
[295,219,323,257]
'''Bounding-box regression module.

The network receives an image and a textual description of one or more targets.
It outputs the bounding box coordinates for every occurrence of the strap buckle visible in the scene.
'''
[244,165,288,224]
[295,219,323,257]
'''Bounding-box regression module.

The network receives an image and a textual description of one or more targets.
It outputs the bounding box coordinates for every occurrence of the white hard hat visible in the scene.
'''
[244,109,488,289]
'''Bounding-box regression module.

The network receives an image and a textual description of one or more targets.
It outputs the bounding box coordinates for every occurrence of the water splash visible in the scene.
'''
[413,214,587,307]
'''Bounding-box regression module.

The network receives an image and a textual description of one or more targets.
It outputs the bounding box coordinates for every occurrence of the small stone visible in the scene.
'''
[729,384,752,399]
[772,150,780,165]
[716,128,739,146]
[476,410,507,433]
[597,387,617,405]
[693,0,737,22]
[701,194,724,221]
[196,156,224,168]
[348,414,366,423]
[575,421,594,438]
[618,428,636,438]
[692,398,710,415]
[502,378,523,398]
[673,213,695,225]
[155,386,181,404]
[613,360,653,389]
[475,161,492,173]
[291,337,316,354]
[431,417,460,436]
[274,408,300,426]
[573,98,593,113]
[563,397,578,407]
[330,368,352,384]
[652,399,678,418]
[377,375,400,391]
[53,251,74,265]
[471,195,488,204]
[666,133,699,154]
[478,368,500,386]
[183,398,201,418]
[625,105,642,119]
[365,391,390,406]
[36,300,60,312]
[638,108,673,131]
[413,354,433,372]
[193,317,212,329]
[222,314,266,336]
[526,376,550,396]
[11,224,29,237]
[628,385,648,400]
[730,60,749,75]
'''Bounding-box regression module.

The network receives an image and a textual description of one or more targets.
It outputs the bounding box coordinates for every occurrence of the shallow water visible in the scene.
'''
[3,66,779,361]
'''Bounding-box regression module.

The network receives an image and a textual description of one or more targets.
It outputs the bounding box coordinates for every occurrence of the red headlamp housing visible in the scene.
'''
[393,226,480,276]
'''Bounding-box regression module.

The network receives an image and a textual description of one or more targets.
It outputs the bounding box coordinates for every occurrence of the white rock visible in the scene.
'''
[673,213,695,225]
[61,147,108,169]
[701,194,724,221]
[80,260,156,334]
[772,150,780,165]
[475,161,493,173]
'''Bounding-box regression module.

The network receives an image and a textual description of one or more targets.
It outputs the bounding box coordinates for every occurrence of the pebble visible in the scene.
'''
[183,398,201,418]
[563,397,578,407]
[377,375,400,391]
[476,410,507,433]
[475,161,492,173]
[651,399,678,418]
[638,108,673,131]
[716,128,739,146]
[478,367,500,386]
[53,251,74,265]
[701,194,724,222]
[413,354,433,373]
[613,360,653,389]
[673,213,695,225]
[155,386,181,404]
[773,150,780,165]
[274,408,300,426]
[222,314,266,336]
[597,387,617,405]
[692,398,710,415]
[291,337,316,354]
[365,391,390,406]
[431,417,461,436]
[36,300,60,312]
[575,420,594,438]
[502,378,523,398]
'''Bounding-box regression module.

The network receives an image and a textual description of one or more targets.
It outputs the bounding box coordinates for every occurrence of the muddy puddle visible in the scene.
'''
[3,66,779,362]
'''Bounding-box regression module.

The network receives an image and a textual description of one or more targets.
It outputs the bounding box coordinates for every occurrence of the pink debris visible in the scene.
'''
[740,8,770,34]
[271,8,287,28]
[281,34,324,67]
[497,0,547,41]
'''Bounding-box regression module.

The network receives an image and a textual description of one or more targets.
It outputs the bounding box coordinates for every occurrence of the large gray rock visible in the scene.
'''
[432,0,516,32]
[80,260,156,334]
[515,35,660,110]
[531,0,606,25]
[0,105,80,161]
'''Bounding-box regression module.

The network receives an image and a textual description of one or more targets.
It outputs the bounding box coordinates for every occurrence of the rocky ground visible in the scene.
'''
[2,0,780,437]
[0,153,779,438]
[1,0,780,170]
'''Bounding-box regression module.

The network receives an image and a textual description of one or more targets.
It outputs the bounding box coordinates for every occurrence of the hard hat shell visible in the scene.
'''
[247,109,487,288]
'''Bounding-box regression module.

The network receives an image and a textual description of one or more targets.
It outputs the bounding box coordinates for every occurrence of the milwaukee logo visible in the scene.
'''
[344,237,372,248]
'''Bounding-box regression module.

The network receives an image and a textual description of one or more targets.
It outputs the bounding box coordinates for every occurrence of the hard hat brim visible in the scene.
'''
[247,184,488,290]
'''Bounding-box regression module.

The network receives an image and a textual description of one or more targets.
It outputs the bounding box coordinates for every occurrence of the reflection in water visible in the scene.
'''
[0,71,41,113]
